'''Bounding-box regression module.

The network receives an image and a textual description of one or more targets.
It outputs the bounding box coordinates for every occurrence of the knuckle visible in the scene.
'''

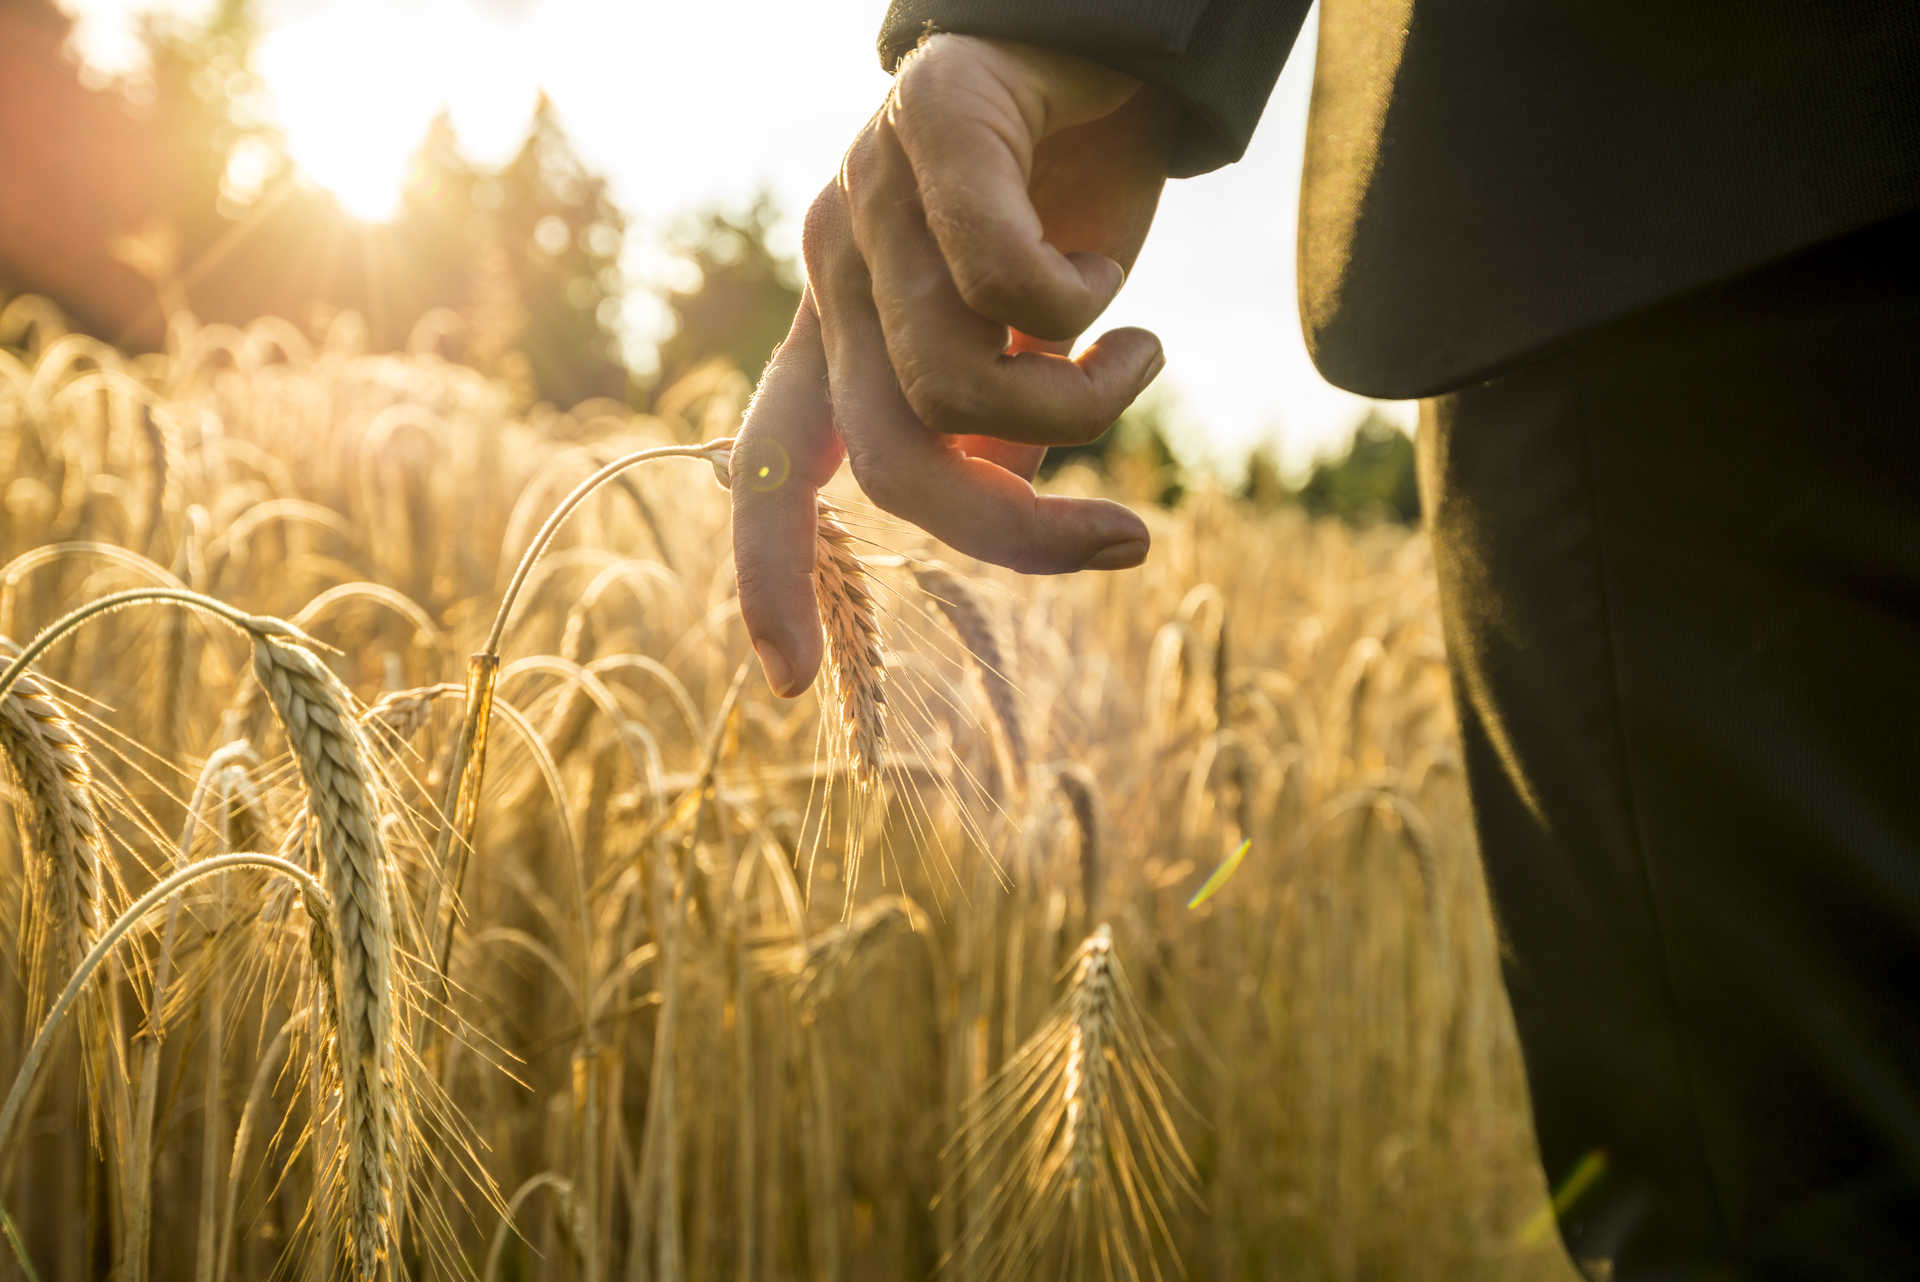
[839,133,885,217]
[731,553,773,612]
[800,190,851,281]
[894,33,966,104]
[945,244,1023,319]
[1058,406,1115,447]
[845,444,911,516]
[900,365,985,435]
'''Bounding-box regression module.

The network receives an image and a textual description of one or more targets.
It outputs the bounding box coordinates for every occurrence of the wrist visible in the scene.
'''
[902,33,1143,140]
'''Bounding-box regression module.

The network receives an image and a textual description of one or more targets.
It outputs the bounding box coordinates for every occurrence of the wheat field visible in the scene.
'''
[0,296,1576,1281]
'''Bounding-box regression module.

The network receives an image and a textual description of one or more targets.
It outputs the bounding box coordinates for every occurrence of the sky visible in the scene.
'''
[60,0,1414,476]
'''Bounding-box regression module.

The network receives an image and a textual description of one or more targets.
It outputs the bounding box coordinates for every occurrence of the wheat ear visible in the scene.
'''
[1064,925,1116,1216]
[945,923,1196,1282]
[0,652,106,1021]
[911,561,1027,785]
[814,504,887,789]
[249,633,398,1282]
[1056,765,1102,924]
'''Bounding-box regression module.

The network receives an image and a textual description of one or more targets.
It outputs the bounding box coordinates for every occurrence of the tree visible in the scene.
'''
[651,193,802,397]
[491,94,629,406]
[1039,395,1187,507]
[1293,410,1420,525]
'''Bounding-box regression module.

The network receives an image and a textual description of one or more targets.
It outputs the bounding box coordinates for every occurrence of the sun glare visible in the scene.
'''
[253,9,535,223]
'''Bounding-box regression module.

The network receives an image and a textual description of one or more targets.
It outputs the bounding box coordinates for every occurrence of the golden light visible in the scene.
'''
[253,8,533,223]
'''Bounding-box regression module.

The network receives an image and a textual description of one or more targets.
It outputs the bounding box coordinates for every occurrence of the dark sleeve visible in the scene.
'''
[876,0,1312,178]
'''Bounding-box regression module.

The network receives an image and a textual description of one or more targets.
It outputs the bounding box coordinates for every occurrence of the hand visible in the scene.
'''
[732,34,1172,696]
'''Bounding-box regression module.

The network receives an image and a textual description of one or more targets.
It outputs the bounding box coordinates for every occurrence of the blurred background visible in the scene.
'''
[0,0,1420,524]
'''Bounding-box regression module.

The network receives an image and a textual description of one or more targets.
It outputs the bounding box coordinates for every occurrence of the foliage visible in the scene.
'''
[488,95,629,406]
[1040,395,1188,507]
[1290,410,1421,526]
[652,193,802,397]
[2,3,628,406]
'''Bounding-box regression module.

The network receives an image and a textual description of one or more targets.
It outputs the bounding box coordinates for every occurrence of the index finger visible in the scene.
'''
[731,292,843,697]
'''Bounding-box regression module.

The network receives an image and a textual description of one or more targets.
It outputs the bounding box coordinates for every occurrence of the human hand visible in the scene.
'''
[732,34,1172,696]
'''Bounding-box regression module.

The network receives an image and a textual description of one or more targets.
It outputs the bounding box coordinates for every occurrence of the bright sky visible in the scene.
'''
[61,0,1414,475]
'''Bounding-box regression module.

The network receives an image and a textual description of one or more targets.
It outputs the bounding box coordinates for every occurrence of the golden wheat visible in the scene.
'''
[813,503,887,791]
[912,559,1028,791]
[0,299,1575,1282]
[249,631,400,1282]
[0,646,106,1021]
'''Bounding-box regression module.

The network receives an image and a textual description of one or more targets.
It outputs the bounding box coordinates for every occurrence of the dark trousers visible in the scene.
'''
[1420,211,1920,1281]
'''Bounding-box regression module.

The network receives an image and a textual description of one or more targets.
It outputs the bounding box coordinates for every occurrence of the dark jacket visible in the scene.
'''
[878,1,1920,398]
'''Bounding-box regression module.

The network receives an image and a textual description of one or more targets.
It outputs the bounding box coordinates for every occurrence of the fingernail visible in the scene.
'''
[1137,350,1166,394]
[1077,253,1126,302]
[1083,539,1148,571]
[754,639,796,697]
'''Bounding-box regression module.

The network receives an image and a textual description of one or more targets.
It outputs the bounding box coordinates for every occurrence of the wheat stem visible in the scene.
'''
[484,440,732,657]
[0,853,325,1163]
[0,587,291,708]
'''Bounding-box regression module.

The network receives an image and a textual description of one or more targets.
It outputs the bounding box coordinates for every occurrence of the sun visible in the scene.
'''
[253,12,462,223]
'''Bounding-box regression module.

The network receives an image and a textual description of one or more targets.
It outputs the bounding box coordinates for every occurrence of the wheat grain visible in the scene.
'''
[0,644,105,1021]
[911,560,1027,786]
[814,504,886,790]
[1056,765,1101,923]
[361,682,455,747]
[945,922,1194,1282]
[1064,924,1116,1215]
[249,631,399,1282]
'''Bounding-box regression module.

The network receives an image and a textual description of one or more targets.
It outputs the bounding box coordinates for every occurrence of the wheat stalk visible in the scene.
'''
[1056,765,1102,924]
[814,505,886,790]
[911,560,1026,788]
[1064,925,1116,1217]
[0,646,105,1023]
[0,853,330,1210]
[945,923,1196,1282]
[249,631,399,1282]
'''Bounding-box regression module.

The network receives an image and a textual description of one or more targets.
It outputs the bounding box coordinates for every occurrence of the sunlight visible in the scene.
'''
[55,0,1408,467]
[252,7,534,223]
[254,16,432,221]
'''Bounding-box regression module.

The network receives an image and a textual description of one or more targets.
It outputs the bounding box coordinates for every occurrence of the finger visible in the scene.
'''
[956,436,1047,481]
[807,234,1149,573]
[885,49,1125,341]
[955,337,1062,480]
[848,126,1163,446]
[732,292,843,698]
[960,332,1064,480]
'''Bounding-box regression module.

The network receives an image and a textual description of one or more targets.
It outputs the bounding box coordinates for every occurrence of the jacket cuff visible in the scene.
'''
[877,0,1306,177]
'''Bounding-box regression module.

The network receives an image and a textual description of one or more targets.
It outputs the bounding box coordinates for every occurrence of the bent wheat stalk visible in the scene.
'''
[432,438,734,989]
[0,589,408,1282]
[0,852,327,1171]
